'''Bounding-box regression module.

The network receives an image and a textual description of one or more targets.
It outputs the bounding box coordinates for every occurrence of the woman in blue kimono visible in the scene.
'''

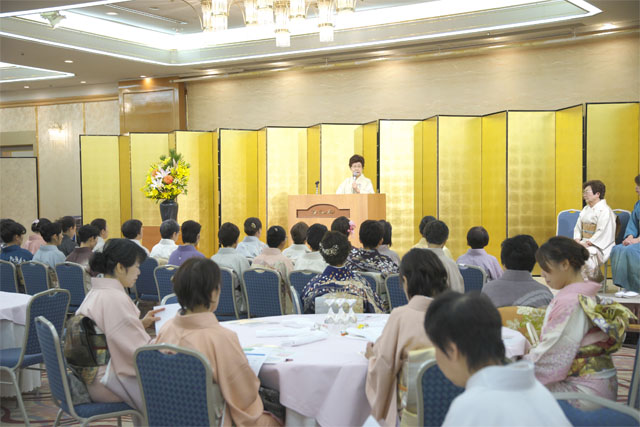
[610,174,640,292]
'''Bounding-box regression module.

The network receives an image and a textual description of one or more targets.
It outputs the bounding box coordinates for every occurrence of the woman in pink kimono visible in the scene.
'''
[365,249,448,426]
[156,258,281,427]
[77,239,164,410]
[525,237,635,408]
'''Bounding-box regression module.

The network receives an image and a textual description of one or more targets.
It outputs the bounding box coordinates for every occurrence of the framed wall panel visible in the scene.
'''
[0,157,38,234]
[555,105,583,214]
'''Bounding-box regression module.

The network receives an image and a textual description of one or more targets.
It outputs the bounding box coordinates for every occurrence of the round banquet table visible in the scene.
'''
[0,291,41,397]
[222,313,529,427]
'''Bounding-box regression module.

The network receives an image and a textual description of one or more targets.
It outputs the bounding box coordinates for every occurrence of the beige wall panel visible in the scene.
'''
[0,158,38,232]
[0,106,36,133]
[84,100,120,134]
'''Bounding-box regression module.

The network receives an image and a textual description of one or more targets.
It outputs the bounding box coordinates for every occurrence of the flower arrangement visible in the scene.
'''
[142,149,190,202]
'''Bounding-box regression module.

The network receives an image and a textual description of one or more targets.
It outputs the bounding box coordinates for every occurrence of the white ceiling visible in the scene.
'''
[0,0,637,98]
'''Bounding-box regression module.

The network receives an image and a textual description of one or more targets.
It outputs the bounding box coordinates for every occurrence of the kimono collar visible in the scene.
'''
[173,311,219,329]
[407,295,432,311]
[261,247,283,256]
[91,277,126,291]
[216,247,237,254]
[466,249,487,256]
[467,361,536,391]
[557,281,600,299]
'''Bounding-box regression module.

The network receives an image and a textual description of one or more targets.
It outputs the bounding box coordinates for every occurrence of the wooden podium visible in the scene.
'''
[288,194,386,246]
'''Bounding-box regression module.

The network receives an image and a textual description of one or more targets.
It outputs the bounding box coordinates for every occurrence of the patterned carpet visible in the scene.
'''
[1,345,636,425]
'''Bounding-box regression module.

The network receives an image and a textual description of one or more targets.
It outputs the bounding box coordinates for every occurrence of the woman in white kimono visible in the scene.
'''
[77,239,164,410]
[336,154,375,194]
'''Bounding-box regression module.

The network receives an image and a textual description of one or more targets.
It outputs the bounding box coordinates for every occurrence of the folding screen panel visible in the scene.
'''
[363,121,379,191]
[416,117,438,245]
[307,125,321,194]
[438,116,482,259]
[555,105,584,214]
[586,103,640,210]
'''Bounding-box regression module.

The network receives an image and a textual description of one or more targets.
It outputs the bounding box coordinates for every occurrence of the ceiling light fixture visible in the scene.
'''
[257,0,274,26]
[317,0,334,42]
[211,0,229,31]
[336,0,356,15]
[201,0,213,32]
[140,75,147,78]
[274,1,290,47]
[106,11,118,15]
[289,0,306,24]
[64,59,74,63]
[40,11,66,28]
[81,80,87,83]
[24,85,30,88]
[243,0,258,26]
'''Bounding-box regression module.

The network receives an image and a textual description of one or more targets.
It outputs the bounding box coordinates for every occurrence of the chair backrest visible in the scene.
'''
[629,344,640,410]
[55,262,87,309]
[359,271,381,294]
[154,264,178,301]
[242,268,282,318]
[290,286,302,314]
[288,270,317,300]
[135,257,159,300]
[20,261,50,295]
[458,264,486,293]
[400,348,436,425]
[416,360,464,426]
[557,209,581,238]
[161,293,178,305]
[21,289,70,363]
[613,209,632,245]
[135,344,225,427]
[385,273,408,309]
[217,267,239,320]
[0,259,19,292]
[554,392,640,426]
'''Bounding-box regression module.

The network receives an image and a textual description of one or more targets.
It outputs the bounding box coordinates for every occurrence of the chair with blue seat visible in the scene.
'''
[458,264,487,293]
[135,344,225,426]
[416,359,464,426]
[35,316,142,427]
[20,261,51,295]
[161,293,178,305]
[359,271,382,294]
[134,257,159,303]
[154,264,178,302]
[554,392,640,426]
[385,273,408,309]
[557,209,581,238]
[242,268,283,318]
[216,267,242,321]
[604,209,632,281]
[0,289,70,426]
[629,344,640,410]
[55,262,87,311]
[0,259,19,293]
[289,286,302,314]
[288,270,317,309]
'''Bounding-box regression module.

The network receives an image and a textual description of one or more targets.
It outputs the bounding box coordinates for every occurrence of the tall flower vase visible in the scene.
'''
[159,199,179,221]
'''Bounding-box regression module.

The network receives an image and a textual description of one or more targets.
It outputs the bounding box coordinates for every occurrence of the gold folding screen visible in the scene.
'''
[307,125,321,194]
[555,106,584,213]
[320,124,364,194]
[586,103,640,210]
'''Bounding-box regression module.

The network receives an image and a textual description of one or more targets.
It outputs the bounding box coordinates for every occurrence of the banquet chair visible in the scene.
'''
[288,270,317,307]
[135,344,225,426]
[35,316,142,427]
[399,348,435,427]
[161,293,178,305]
[134,257,159,303]
[217,267,242,321]
[0,289,70,426]
[243,268,283,318]
[55,262,87,312]
[290,286,302,314]
[153,264,178,302]
[603,209,632,281]
[416,359,464,426]
[359,271,382,294]
[458,264,486,293]
[629,344,640,410]
[385,274,408,309]
[20,261,51,295]
[556,209,581,238]
[0,260,19,293]
[554,392,640,426]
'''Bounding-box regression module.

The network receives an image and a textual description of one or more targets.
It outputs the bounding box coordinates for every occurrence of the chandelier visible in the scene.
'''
[199,0,358,46]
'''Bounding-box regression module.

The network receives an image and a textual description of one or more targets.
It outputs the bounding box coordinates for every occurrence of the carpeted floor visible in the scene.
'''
[1,345,636,426]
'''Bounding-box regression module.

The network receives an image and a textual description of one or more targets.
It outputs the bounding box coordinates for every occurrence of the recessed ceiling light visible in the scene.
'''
[106,11,118,15]
[24,85,30,88]
[64,59,74,63]
[149,6,160,11]
[80,80,86,83]
[140,75,147,78]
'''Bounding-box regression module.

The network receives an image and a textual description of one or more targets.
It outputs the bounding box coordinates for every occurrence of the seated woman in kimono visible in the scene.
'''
[610,174,640,292]
[365,248,447,426]
[301,231,385,314]
[77,239,164,410]
[524,237,635,408]
[155,258,281,426]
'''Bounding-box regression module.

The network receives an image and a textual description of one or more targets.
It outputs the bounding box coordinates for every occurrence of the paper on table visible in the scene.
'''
[281,318,316,329]
[154,303,180,335]
[256,328,306,338]
[244,346,272,375]
[281,331,328,347]
[346,326,385,342]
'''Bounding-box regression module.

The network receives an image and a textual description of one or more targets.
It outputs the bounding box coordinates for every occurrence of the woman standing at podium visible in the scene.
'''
[336,154,375,194]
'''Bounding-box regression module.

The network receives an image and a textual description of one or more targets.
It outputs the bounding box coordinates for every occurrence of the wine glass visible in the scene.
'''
[324,297,336,324]
[346,299,357,325]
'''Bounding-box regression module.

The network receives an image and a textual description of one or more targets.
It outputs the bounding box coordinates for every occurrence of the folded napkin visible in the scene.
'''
[281,319,316,329]
[256,328,304,338]
[281,331,328,347]
[615,291,639,298]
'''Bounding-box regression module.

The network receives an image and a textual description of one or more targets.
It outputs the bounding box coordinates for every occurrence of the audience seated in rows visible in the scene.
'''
[366,248,447,426]
[376,220,400,266]
[169,220,205,266]
[33,221,65,269]
[422,220,464,293]
[57,215,78,256]
[121,219,149,255]
[211,222,250,313]
[236,217,267,259]
[302,231,385,314]
[293,223,328,273]
[76,239,162,411]
[610,174,640,292]
[424,292,570,426]
[90,218,108,253]
[413,215,454,260]
[150,219,180,260]
[156,258,281,426]
[456,226,503,280]
[482,235,553,308]
[524,236,634,409]
[282,221,310,264]
[22,218,50,255]
[0,220,33,264]
[66,224,99,271]
[347,220,398,274]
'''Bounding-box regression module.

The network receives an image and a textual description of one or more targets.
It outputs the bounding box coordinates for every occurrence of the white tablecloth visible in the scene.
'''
[0,291,41,397]
[223,314,528,427]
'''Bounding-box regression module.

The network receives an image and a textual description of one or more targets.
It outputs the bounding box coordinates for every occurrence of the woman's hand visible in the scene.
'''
[141,307,165,329]
[365,341,374,359]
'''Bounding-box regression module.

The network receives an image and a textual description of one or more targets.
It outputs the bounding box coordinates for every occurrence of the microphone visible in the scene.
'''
[352,172,358,182]
[315,181,320,194]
